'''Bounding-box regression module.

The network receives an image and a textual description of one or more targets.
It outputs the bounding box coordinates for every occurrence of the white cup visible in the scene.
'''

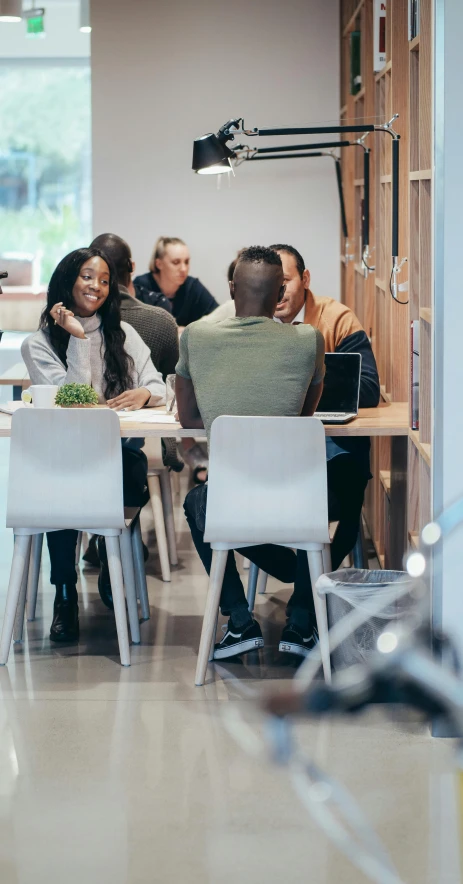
[26,385,59,408]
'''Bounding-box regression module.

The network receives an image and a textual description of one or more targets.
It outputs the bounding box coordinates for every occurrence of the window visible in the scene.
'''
[0,62,91,284]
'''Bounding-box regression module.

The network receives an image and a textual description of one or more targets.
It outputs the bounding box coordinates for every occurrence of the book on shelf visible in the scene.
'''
[350,30,361,95]
[410,320,419,430]
[373,0,386,72]
[408,0,420,40]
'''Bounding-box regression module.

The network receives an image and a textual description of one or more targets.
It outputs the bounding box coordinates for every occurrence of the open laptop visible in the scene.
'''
[315,352,362,425]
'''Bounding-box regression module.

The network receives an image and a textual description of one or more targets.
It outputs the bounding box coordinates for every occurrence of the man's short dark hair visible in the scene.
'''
[269,243,305,278]
[90,233,132,287]
[237,246,282,269]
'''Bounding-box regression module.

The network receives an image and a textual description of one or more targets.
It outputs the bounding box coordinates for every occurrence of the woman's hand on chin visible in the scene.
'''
[107,388,152,411]
[50,303,86,339]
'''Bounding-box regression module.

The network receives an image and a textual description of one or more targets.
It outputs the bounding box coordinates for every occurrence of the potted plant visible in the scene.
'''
[55,383,99,408]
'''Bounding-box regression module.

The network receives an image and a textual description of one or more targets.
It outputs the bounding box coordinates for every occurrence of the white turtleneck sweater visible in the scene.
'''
[21,313,166,406]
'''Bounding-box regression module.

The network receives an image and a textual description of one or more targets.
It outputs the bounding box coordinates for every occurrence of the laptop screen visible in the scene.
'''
[316,353,362,413]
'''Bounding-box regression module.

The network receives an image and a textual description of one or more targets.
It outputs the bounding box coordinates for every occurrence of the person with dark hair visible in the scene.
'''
[133,236,218,327]
[177,246,325,659]
[90,233,179,380]
[270,243,380,640]
[199,252,241,325]
[21,247,166,644]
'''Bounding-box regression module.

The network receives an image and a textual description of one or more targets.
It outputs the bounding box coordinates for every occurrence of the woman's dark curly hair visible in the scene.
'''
[40,247,134,399]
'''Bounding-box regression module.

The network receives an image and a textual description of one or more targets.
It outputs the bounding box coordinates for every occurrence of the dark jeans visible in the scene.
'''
[47,446,149,586]
[183,454,368,629]
[290,455,369,628]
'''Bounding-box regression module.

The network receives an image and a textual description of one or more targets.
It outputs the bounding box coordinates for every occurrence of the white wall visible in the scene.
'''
[91,0,340,303]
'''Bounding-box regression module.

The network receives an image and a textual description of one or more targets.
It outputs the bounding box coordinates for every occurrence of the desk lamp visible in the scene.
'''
[193,117,406,303]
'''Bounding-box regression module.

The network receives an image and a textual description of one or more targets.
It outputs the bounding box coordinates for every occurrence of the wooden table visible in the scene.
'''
[0,362,31,400]
[0,401,409,439]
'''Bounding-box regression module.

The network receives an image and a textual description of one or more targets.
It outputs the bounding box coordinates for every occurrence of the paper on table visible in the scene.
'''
[0,401,27,415]
[117,409,177,423]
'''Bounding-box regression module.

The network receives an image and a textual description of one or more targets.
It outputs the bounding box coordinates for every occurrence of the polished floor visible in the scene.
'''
[0,438,460,883]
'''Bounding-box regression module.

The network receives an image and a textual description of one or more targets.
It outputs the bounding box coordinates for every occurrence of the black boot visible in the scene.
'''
[50,583,79,643]
[82,534,100,567]
[97,537,113,610]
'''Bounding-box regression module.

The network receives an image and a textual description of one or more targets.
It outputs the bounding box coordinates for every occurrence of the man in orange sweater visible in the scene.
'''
[270,244,380,648]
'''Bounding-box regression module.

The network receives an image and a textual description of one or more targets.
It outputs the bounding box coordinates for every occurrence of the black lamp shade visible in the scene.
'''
[192,133,233,174]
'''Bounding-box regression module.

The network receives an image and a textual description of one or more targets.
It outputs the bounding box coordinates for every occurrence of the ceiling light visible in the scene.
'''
[0,0,22,22]
[80,0,91,32]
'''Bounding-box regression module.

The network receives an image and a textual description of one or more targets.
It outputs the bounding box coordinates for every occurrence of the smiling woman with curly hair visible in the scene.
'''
[21,247,166,645]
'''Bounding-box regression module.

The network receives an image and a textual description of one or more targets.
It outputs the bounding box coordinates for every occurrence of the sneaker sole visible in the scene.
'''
[214,637,264,660]
[279,640,313,658]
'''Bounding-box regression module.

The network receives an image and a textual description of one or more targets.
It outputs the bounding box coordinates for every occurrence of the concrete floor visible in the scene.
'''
[0,438,460,883]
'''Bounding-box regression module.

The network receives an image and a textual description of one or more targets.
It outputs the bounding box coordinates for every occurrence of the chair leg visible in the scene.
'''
[306,549,331,684]
[106,535,131,667]
[246,562,259,613]
[209,611,219,662]
[148,474,171,582]
[257,570,268,595]
[13,536,32,643]
[352,519,369,569]
[0,535,31,665]
[132,519,150,621]
[120,527,140,645]
[322,544,332,575]
[26,533,43,622]
[159,469,178,566]
[195,549,228,686]
[171,470,181,496]
[75,531,83,566]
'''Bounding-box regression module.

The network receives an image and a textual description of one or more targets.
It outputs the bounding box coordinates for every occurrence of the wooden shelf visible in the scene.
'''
[380,385,392,404]
[379,470,391,495]
[340,104,348,117]
[342,0,364,36]
[340,0,433,571]
[408,532,419,550]
[375,60,392,82]
[420,307,432,324]
[409,169,432,180]
[340,255,346,264]
[409,429,431,467]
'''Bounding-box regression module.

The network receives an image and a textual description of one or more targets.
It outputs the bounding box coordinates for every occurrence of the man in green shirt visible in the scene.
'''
[176,246,325,659]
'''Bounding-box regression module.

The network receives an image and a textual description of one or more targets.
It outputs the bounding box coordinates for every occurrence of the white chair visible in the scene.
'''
[195,415,332,687]
[144,437,178,583]
[0,408,143,667]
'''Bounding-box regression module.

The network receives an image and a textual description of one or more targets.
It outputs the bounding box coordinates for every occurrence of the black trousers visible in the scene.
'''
[184,454,368,628]
[47,446,149,587]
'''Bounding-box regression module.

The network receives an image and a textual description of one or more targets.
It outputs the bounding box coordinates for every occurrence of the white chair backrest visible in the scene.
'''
[7,408,125,530]
[205,416,330,545]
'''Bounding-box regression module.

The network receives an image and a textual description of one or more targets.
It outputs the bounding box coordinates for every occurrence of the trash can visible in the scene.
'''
[316,568,415,671]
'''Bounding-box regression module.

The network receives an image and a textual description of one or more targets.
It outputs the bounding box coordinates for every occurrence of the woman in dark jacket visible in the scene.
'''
[133,236,218,327]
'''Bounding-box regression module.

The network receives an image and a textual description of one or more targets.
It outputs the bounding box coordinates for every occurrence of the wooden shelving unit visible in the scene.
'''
[340,0,433,566]
[407,0,433,545]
